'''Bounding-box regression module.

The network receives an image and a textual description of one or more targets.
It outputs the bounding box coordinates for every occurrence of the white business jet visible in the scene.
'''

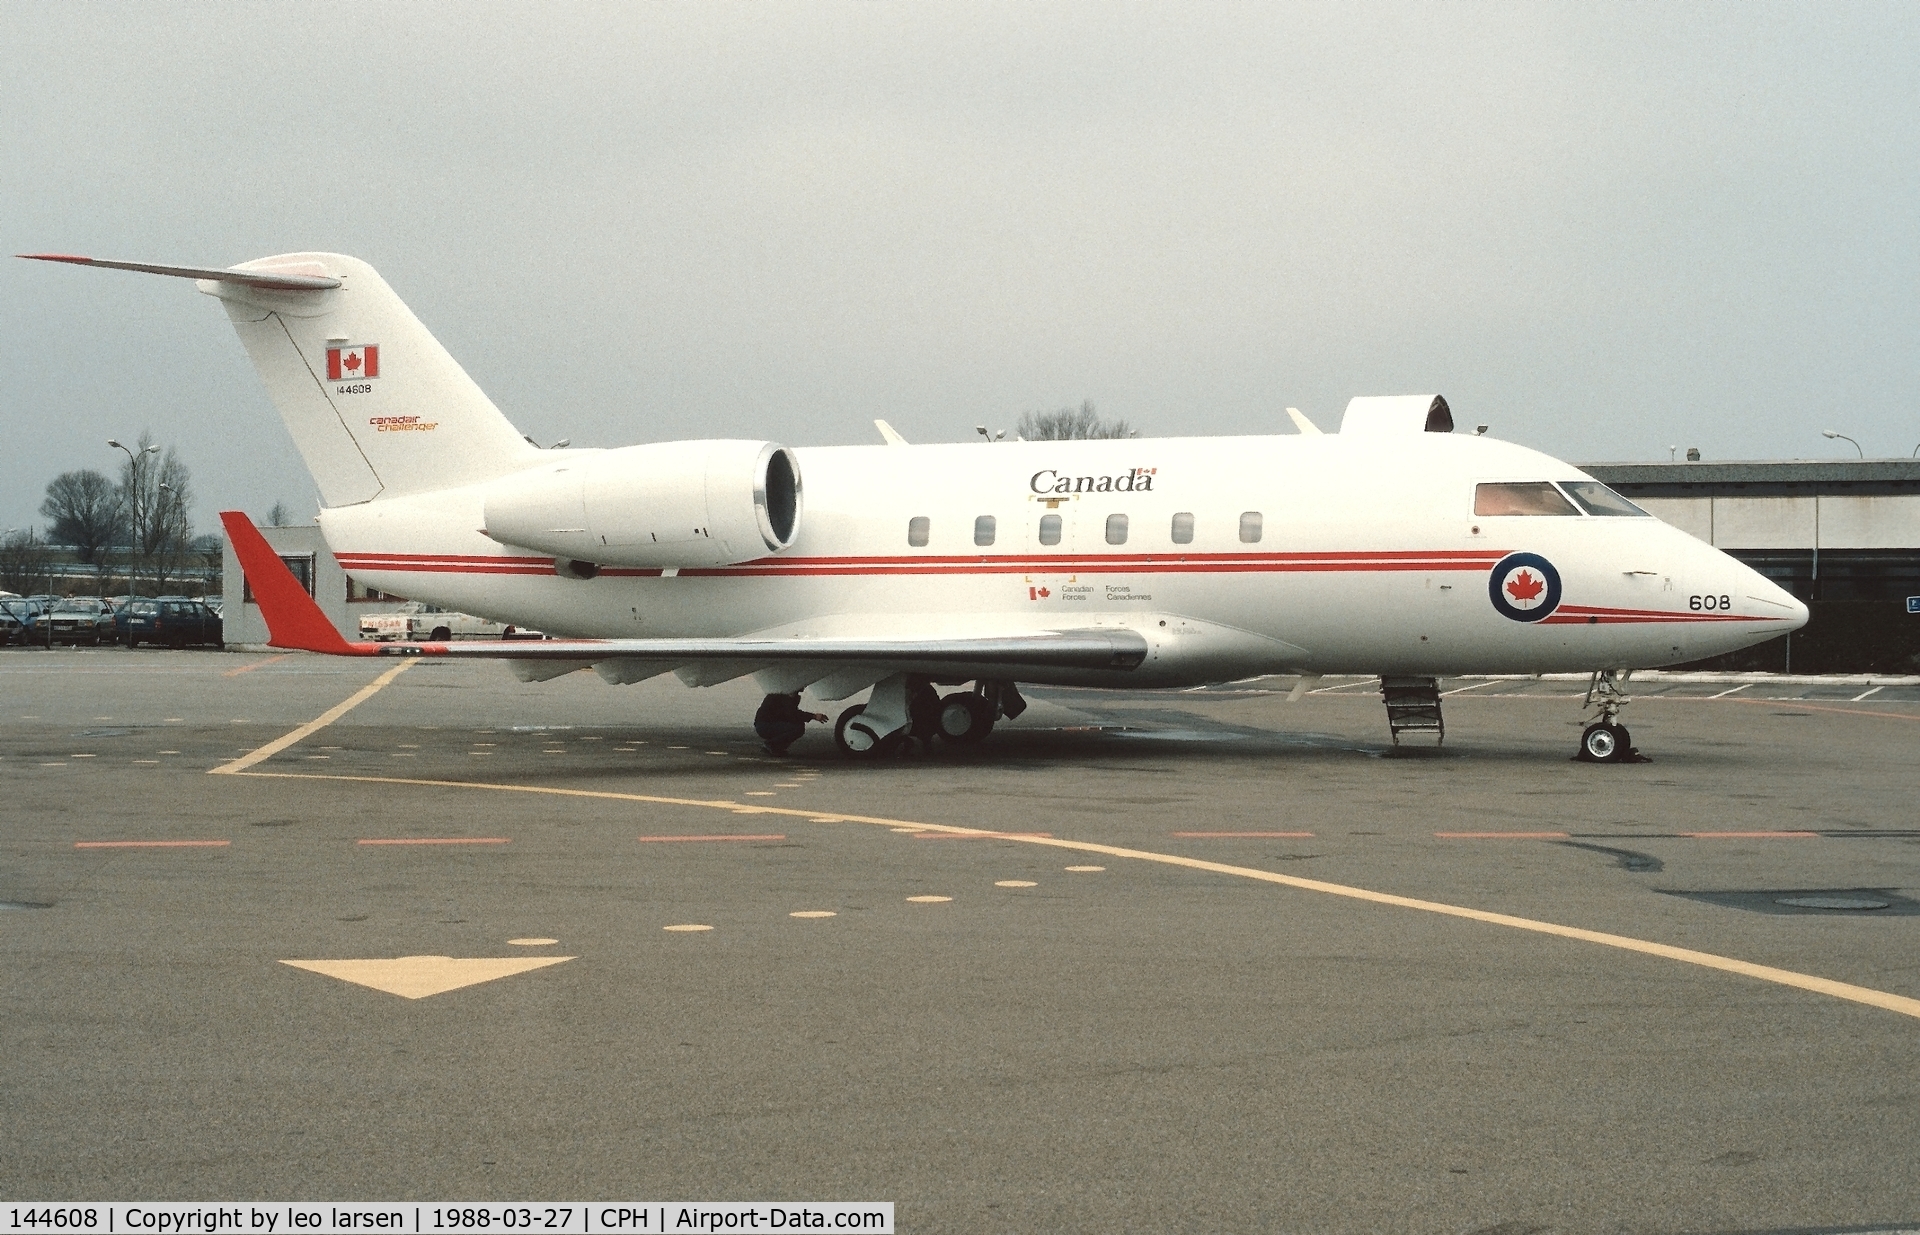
[21,252,1807,762]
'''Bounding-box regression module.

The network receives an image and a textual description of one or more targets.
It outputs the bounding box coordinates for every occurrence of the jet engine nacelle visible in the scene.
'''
[481,439,802,569]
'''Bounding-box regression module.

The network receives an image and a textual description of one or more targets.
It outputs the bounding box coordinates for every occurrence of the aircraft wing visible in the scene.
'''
[220,512,1148,673]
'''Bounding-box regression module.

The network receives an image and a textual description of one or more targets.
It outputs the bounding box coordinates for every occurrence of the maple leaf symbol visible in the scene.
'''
[1038,587,1050,597]
[344,351,362,373]
[1505,569,1545,602]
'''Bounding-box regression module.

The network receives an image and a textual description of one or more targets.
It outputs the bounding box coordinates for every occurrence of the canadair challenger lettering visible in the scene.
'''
[20,251,1810,763]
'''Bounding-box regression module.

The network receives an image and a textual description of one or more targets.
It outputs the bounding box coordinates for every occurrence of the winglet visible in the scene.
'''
[219,512,372,655]
[874,419,909,446]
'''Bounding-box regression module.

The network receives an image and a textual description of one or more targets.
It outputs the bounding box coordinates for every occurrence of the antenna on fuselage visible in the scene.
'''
[1284,407,1323,435]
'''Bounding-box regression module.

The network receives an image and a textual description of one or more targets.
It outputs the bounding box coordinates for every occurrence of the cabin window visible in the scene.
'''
[1474,482,1580,517]
[1038,513,1063,546]
[1238,512,1263,543]
[1170,512,1194,544]
[1105,513,1128,545]
[1560,481,1650,517]
[908,516,930,547]
[974,515,996,546]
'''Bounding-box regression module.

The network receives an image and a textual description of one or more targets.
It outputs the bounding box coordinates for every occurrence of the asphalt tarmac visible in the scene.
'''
[4,648,1919,1234]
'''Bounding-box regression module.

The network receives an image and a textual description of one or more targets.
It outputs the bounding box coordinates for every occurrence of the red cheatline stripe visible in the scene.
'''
[342,559,1510,580]
[357,837,511,845]
[1542,612,1778,625]
[337,553,552,565]
[1434,831,1571,839]
[913,831,1053,840]
[1172,831,1316,838]
[75,839,230,848]
[1681,831,1819,839]
[691,560,1503,578]
[338,548,1514,579]
[637,834,787,842]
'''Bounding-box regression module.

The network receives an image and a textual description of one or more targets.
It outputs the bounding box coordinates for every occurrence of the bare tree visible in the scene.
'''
[266,501,292,527]
[1015,400,1136,441]
[0,530,52,596]
[116,431,198,594]
[39,469,120,566]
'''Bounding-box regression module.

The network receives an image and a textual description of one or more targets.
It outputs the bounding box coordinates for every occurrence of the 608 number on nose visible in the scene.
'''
[1688,594,1733,611]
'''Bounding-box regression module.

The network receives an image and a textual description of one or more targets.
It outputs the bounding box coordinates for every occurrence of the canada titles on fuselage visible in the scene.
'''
[1029,466,1157,495]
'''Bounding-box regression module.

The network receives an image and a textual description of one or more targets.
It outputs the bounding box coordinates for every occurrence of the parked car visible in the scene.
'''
[359,600,529,641]
[118,596,224,648]
[0,597,49,646]
[46,597,117,645]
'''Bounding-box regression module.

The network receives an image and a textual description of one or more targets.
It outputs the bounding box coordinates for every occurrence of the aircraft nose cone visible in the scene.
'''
[1744,564,1808,631]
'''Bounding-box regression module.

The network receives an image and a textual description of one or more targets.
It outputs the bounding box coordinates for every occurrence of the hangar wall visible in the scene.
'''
[1584,461,1920,673]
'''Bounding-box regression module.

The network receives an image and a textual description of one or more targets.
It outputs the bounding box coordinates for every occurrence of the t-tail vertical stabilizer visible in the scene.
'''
[19,252,541,506]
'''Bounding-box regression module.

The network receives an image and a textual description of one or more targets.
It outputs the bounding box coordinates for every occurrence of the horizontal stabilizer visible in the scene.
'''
[16,253,340,291]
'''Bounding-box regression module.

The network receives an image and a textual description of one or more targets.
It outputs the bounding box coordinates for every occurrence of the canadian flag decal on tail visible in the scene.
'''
[326,344,380,381]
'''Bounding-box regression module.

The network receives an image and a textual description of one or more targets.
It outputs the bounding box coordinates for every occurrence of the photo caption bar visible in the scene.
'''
[2,1207,893,1235]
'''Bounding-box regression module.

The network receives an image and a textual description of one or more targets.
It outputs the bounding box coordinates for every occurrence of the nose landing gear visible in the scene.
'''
[1577,669,1645,763]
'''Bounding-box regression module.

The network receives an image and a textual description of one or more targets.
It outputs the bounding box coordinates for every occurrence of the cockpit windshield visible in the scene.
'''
[1473,482,1580,517]
[1560,480,1650,517]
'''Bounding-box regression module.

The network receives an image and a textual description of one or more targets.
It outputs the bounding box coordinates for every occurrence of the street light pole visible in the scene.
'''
[1821,430,1865,459]
[107,439,160,597]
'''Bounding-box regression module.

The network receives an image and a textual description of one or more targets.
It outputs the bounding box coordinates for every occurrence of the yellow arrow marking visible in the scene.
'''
[280,955,573,999]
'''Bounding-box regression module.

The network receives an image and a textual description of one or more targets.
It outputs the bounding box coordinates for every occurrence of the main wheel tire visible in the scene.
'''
[428,625,453,642]
[936,692,995,744]
[1580,722,1628,762]
[829,710,894,756]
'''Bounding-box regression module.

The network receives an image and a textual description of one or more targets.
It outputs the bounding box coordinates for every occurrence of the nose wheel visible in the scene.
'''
[1579,721,1633,762]
[1576,669,1645,763]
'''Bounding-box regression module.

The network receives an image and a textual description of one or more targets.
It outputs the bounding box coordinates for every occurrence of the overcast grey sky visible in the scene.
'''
[4,3,1917,536]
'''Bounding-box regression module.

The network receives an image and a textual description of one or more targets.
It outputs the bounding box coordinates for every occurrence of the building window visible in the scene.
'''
[974,515,996,547]
[1171,512,1194,544]
[1038,513,1063,546]
[244,553,315,604]
[908,516,930,547]
[1105,513,1128,545]
[1238,512,1263,544]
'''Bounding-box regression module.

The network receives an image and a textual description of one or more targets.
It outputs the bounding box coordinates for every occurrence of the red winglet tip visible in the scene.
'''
[17,253,93,264]
[219,511,367,656]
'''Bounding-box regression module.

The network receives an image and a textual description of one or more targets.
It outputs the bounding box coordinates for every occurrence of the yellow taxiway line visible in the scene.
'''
[226,767,1920,1023]
[210,669,1920,1023]
[209,659,414,775]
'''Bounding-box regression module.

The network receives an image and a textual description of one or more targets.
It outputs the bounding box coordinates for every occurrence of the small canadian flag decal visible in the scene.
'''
[326,344,380,381]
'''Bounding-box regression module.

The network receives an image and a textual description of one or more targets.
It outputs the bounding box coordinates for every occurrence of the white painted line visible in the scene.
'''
[1708,683,1751,698]
[1441,680,1502,696]
[1852,685,1885,702]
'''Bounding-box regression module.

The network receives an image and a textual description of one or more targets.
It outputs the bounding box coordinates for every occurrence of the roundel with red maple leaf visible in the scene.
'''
[1487,552,1562,622]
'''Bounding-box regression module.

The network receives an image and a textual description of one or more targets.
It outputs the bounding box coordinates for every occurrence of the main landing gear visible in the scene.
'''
[832,675,1025,758]
[1577,669,1645,763]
